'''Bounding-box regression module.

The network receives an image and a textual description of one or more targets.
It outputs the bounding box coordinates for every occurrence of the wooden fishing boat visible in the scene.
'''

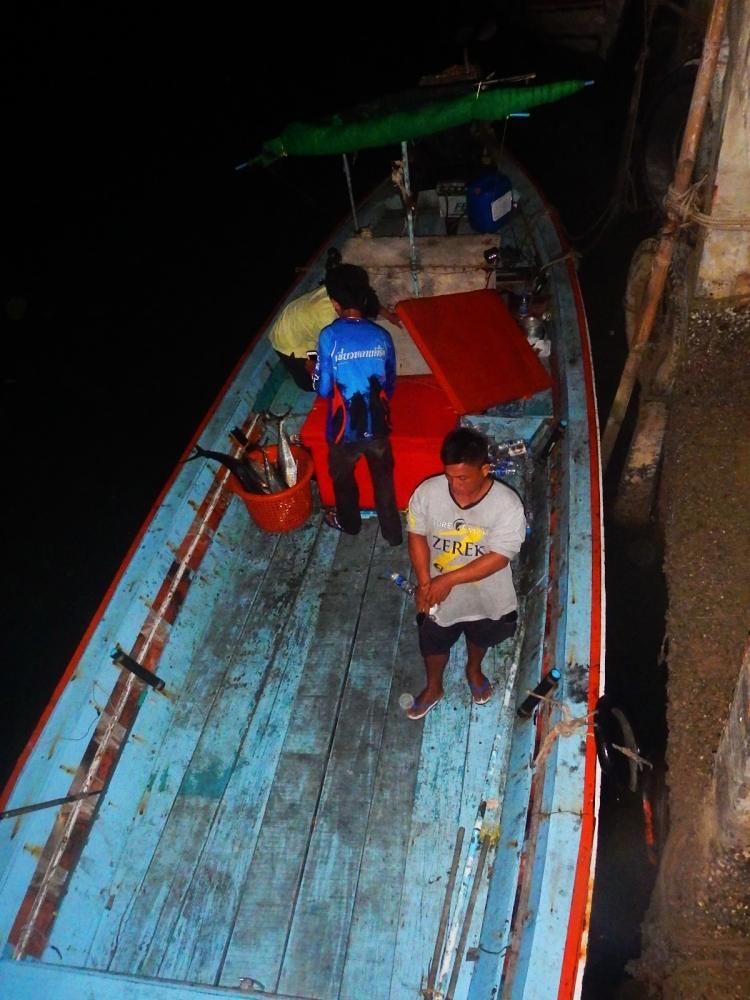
[0,133,604,999]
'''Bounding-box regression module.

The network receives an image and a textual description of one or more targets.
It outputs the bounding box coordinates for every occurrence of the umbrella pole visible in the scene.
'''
[401,141,420,296]
[341,153,359,233]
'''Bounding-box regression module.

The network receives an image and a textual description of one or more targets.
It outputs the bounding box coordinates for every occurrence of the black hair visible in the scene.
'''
[325,246,342,274]
[325,263,379,316]
[440,427,489,467]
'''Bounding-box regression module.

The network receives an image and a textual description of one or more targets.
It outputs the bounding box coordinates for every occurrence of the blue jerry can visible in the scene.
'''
[466,174,513,233]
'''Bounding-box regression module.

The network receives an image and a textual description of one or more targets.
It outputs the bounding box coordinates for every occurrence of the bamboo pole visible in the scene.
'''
[600,0,729,470]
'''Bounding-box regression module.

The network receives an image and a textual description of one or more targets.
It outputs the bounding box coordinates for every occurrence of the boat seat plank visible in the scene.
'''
[219,522,381,992]
[0,958,271,1000]
[44,501,270,964]
[276,536,408,998]
[106,515,324,977]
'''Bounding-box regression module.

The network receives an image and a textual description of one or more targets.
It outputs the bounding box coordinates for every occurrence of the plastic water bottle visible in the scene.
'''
[389,573,437,621]
[389,572,416,596]
[517,667,562,718]
[490,458,516,478]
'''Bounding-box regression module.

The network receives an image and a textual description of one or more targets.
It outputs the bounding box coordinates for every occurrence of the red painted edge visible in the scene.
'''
[505,152,604,996]
[557,254,604,998]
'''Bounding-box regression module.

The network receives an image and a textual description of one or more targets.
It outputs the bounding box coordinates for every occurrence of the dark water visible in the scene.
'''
[3,6,671,995]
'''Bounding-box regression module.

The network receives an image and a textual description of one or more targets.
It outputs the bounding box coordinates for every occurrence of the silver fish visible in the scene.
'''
[265,409,298,488]
[257,444,285,493]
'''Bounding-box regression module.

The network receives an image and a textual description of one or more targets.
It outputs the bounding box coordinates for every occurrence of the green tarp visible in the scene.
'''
[252,80,587,165]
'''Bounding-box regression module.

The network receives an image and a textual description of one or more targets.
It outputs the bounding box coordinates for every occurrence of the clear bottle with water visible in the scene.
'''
[389,573,437,620]
[389,572,416,595]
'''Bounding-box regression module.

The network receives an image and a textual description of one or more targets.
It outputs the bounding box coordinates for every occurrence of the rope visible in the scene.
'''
[612,742,653,771]
[531,696,594,769]
[539,249,581,272]
[665,176,750,230]
[530,697,653,774]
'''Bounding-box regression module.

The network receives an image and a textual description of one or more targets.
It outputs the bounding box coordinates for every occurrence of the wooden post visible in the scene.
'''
[600,0,730,470]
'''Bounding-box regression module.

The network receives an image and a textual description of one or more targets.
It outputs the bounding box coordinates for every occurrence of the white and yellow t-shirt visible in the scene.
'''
[268,286,336,358]
[407,476,526,627]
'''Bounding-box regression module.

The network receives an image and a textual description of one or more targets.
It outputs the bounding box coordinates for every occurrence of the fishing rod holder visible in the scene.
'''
[111,644,166,692]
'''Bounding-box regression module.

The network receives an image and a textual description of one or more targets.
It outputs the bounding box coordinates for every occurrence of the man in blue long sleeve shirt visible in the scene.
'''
[314,265,402,546]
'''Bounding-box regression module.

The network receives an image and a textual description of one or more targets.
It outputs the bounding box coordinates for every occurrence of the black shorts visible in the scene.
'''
[418,611,518,657]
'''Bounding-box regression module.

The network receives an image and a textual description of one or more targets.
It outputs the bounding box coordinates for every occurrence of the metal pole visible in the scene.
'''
[1,790,102,821]
[341,154,359,232]
[401,141,420,296]
[600,0,730,470]
[427,826,465,993]
[446,835,491,1000]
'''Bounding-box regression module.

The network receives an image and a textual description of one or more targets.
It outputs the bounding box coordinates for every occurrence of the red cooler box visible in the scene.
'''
[300,374,458,510]
[300,289,551,511]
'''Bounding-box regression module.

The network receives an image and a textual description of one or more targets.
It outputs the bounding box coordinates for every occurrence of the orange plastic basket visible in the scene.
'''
[228,445,314,533]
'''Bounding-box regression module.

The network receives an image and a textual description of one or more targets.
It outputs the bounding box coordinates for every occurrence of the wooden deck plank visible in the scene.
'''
[277,534,408,998]
[155,520,343,985]
[469,587,549,999]
[387,647,473,997]
[337,614,428,1000]
[219,522,380,992]
[79,511,281,970]
[442,641,521,1000]
[45,500,260,964]
[107,514,322,976]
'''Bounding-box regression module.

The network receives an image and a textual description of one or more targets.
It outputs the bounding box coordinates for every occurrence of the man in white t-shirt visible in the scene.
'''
[405,427,526,720]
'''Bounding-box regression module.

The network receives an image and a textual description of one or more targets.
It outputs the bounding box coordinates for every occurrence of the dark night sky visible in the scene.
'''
[1,2,627,786]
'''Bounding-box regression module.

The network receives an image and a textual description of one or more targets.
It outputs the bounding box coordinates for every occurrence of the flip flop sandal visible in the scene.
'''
[406,694,443,721]
[323,509,345,532]
[469,679,493,706]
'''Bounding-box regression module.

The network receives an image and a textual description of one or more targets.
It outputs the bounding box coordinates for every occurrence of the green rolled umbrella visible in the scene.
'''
[250,80,588,166]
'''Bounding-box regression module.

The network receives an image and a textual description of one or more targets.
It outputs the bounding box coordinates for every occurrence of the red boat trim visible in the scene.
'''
[556,257,604,999]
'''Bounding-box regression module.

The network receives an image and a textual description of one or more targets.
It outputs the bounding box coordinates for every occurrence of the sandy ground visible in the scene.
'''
[630,301,750,998]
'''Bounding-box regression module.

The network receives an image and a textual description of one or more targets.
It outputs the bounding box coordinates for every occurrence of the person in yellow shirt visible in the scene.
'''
[269,249,399,391]
[269,283,337,391]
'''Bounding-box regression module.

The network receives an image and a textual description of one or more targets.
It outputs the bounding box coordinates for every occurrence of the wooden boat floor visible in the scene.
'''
[46,499,520,999]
